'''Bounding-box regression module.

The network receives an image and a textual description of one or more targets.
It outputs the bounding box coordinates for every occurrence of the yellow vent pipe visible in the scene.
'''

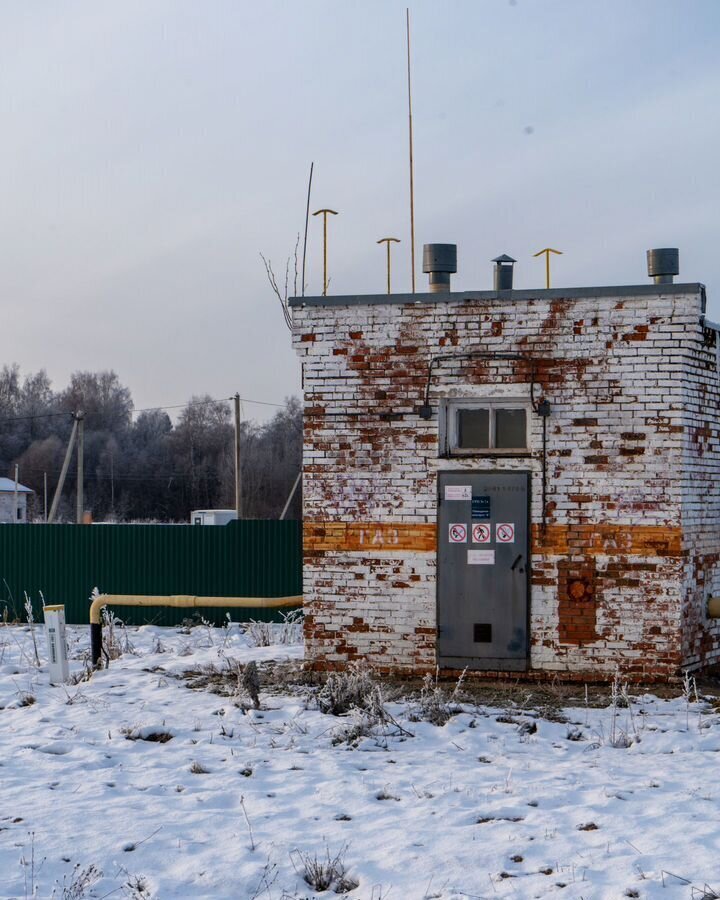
[90,593,301,666]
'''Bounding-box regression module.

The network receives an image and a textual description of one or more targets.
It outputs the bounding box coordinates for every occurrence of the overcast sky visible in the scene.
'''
[1,0,719,420]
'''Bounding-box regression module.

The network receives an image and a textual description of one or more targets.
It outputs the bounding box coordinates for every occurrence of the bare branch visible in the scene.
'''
[293,232,300,298]
[260,252,292,331]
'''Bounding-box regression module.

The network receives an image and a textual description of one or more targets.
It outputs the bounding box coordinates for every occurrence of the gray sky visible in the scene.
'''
[2,0,719,419]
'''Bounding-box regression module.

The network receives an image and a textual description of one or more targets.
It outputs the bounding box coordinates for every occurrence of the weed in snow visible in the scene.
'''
[313,661,412,747]
[315,660,377,717]
[291,844,359,894]
[409,668,467,726]
[245,609,303,648]
[51,863,102,899]
[24,593,40,667]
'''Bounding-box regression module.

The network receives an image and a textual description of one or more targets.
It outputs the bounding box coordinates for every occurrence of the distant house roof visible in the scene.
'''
[0,478,33,494]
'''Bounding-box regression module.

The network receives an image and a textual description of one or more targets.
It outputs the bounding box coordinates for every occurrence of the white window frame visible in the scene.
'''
[442,398,531,456]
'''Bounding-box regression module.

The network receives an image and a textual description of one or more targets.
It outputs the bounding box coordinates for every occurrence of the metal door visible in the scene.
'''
[437,471,529,670]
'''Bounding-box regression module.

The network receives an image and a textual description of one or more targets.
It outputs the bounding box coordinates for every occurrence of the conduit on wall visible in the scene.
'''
[90,593,301,667]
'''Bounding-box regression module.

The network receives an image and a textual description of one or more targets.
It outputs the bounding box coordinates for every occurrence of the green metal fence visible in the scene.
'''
[0,520,302,625]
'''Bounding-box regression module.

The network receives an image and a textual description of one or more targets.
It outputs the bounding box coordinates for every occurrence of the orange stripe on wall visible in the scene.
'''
[532,524,682,557]
[304,521,683,557]
[304,522,436,552]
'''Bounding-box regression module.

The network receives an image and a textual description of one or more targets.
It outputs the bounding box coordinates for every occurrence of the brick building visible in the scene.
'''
[291,248,720,681]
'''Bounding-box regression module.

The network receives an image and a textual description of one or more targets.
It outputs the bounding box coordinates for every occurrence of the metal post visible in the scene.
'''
[406,8,416,293]
[234,393,242,519]
[44,605,69,683]
[532,248,563,289]
[48,416,79,524]
[44,472,47,523]
[76,411,84,525]
[13,464,18,523]
[312,209,338,296]
[377,237,401,294]
[301,162,314,297]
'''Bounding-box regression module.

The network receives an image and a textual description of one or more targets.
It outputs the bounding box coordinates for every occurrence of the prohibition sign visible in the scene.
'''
[496,523,515,543]
[472,523,491,544]
[449,523,467,543]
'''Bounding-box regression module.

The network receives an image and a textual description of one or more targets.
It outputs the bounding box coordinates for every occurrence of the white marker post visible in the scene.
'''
[44,605,69,684]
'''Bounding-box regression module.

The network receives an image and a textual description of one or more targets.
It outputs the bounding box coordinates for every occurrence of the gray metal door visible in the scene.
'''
[437,471,529,671]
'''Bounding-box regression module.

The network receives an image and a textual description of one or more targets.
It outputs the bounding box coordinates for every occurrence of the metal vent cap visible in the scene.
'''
[423,243,457,274]
[647,248,679,284]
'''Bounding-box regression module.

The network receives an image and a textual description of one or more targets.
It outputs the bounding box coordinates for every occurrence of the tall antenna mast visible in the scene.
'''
[301,161,314,297]
[406,8,416,293]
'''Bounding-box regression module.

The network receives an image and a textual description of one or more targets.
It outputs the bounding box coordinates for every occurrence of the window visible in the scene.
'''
[444,399,528,455]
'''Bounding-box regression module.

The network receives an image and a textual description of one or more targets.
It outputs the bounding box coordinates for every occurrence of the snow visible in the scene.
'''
[1,621,720,899]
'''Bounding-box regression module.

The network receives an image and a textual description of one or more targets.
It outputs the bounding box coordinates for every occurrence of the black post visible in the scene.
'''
[91,622,102,667]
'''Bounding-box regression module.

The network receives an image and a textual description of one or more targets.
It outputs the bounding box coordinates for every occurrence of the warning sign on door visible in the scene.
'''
[472,523,491,544]
[496,523,515,543]
[449,523,467,543]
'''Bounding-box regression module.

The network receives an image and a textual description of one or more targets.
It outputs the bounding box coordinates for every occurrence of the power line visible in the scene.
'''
[0,393,289,426]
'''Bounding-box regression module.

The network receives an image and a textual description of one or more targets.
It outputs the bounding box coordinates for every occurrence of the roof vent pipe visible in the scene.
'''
[493,254,516,291]
[423,243,457,293]
[647,248,679,284]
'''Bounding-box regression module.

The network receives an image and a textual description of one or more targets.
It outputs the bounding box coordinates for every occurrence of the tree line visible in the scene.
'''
[0,365,302,522]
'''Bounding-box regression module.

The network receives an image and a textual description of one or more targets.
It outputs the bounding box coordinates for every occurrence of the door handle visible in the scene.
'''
[511,554,524,572]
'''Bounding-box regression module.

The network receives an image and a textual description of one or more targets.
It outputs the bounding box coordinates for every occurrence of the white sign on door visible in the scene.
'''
[445,485,472,501]
[468,549,495,565]
[449,523,468,543]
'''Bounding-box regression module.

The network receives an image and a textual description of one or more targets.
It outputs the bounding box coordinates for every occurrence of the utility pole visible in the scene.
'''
[280,471,302,521]
[76,411,84,524]
[110,450,115,515]
[13,464,18,523]
[48,415,80,524]
[44,472,48,523]
[234,393,242,519]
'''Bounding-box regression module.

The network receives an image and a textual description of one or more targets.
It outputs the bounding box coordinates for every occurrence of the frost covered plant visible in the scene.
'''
[608,668,637,748]
[245,612,303,647]
[316,661,377,717]
[24,593,40,667]
[100,606,135,660]
[682,670,700,731]
[409,668,467,726]
[291,844,358,894]
[242,660,261,710]
[279,608,303,645]
[246,619,274,647]
[199,616,214,648]
[52,863,102,899]
[315,662,412,747]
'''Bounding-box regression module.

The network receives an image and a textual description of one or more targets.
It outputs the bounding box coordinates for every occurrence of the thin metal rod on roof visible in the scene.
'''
[406,9,416,294]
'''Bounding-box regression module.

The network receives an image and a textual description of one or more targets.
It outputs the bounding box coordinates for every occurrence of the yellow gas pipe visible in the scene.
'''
[90,593,301,666]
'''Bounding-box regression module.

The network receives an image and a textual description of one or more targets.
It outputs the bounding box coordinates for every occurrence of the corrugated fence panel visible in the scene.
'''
[0,521,302,626]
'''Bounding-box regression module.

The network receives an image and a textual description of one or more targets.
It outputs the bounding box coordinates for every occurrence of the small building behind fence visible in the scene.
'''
[0,477,33,524]
[292,246,720,681]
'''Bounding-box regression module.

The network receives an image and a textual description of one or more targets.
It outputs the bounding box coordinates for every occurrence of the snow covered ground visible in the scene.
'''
[1,619,720,900]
